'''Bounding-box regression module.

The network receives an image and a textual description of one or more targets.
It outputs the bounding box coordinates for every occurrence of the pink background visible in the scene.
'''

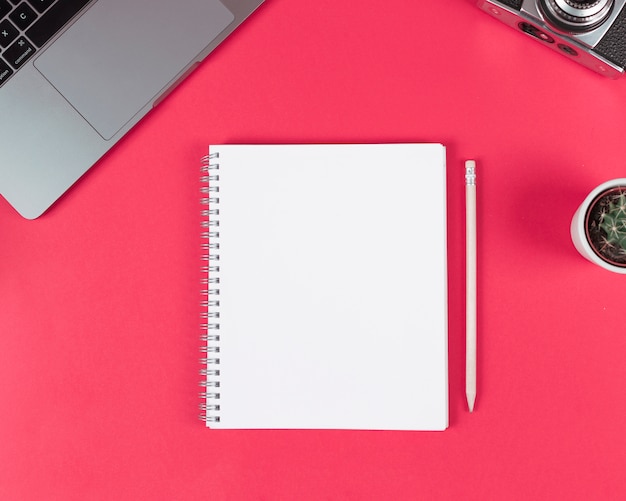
[2,0,626,499]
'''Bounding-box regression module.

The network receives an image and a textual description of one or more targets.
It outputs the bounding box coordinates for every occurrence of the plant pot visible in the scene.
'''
[571,178,626,274]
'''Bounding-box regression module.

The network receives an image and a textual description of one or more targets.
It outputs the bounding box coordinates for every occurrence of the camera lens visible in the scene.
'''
[540,0,613,31]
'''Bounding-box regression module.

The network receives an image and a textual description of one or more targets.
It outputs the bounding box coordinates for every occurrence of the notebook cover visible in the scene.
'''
[200,143,448,430]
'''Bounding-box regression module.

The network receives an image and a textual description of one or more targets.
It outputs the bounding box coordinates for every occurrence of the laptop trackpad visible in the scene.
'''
[34,0,234,140]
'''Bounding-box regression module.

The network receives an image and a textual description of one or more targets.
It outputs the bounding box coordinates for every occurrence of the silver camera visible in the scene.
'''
[477,0,626,77]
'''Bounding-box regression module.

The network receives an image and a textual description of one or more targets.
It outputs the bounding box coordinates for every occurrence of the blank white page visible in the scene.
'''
[204,144,448,430]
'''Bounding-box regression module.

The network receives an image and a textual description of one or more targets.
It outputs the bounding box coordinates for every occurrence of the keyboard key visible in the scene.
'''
[0,0,11,17]
[10,3,38,30]
[0,57,14,86]
[9,0,21,5]
[0,18,18,48]
[26,0,55,14]
[4,36,35,68]
[26,0,90,48]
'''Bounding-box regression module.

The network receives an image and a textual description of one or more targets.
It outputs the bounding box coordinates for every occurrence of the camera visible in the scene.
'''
[476,0,626,77]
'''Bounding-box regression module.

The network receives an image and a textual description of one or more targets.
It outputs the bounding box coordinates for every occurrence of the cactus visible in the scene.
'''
[599,191,626,251]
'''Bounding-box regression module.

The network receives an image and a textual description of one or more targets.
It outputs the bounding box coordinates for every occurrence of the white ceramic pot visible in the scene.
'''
[571,178,626,274]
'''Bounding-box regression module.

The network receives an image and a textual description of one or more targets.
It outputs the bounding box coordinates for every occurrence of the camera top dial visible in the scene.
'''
[541,0,614,31]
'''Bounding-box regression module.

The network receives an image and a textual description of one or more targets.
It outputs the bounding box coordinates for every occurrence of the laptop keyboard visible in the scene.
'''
[0,0,90,88]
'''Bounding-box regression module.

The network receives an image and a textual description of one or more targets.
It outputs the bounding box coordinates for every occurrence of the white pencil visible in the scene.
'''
[465,160,477,413]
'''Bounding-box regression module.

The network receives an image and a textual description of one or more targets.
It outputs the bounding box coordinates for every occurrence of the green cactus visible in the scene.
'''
[599,192,626,251]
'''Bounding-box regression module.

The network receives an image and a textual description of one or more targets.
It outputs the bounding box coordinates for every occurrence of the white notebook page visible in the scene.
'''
[204,144,448,430]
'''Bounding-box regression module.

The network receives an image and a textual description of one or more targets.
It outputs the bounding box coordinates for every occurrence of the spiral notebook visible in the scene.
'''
[200,143,448,430]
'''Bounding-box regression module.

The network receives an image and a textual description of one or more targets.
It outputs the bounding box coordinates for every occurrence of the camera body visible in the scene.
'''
[476,0,626,78]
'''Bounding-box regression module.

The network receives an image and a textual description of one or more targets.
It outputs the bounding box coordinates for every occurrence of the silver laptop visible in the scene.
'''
[0,0,263,219]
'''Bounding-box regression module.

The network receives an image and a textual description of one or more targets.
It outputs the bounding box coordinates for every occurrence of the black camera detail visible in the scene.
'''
[595,7,626,67]
[558,44,578,56]
[499,0,523,9]
[518,22,555,43]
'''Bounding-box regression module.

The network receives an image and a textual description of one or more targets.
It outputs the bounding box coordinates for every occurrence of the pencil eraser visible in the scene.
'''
[465,160,476,185]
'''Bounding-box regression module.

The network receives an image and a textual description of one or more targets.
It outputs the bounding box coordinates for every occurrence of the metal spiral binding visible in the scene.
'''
[199,152,221,423]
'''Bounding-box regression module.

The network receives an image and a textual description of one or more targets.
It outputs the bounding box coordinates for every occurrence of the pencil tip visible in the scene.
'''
[467,394,476,413]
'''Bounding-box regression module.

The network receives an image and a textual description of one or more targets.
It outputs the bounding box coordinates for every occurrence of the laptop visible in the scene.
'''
[0,0,264,219]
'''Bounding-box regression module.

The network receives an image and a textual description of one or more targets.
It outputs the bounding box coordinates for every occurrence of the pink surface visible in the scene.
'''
[2,0,626,499]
